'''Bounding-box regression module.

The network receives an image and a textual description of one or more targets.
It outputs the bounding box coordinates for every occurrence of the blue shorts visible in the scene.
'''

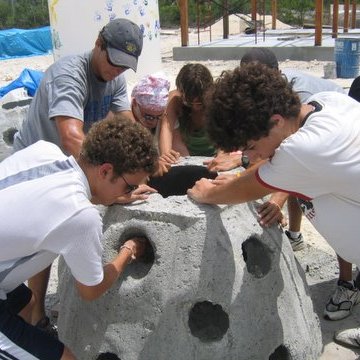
[0,284,64,360]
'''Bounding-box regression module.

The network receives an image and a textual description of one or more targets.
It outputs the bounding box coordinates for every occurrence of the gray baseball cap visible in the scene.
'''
[101,18,143,72]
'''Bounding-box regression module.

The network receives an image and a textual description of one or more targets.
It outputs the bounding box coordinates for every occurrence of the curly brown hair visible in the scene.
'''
[205,63,301,152]
[81,115,158,176]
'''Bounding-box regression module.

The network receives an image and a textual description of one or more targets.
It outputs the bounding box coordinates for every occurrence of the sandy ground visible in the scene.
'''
[1,25,360,359]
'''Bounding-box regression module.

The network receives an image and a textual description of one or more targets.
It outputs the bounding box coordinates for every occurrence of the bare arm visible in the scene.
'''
[75,237,147,301]
[257,191,289,227]
[55,116,85,158]
[187,161,273,204]
[159,90,181,155]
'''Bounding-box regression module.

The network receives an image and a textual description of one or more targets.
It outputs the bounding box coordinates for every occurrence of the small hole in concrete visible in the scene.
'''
[242,236,271,278]
[188,300,229,342]
[269,345,291,360]
[2,127,18,146]
[119,228,155,279]
[96,352,121,360]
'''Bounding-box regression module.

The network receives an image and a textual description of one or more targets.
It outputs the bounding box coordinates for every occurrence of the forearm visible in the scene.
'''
[76,248,132,301]
[159,122,173,155]
[269,192,289,209]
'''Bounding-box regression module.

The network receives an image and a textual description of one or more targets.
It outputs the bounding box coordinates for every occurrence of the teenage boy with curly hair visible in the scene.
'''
[188,62,360,349]
[0,116,158,359]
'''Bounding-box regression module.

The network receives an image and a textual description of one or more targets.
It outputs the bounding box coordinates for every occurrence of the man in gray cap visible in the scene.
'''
[11,18,152,335]
[14,18,142,157]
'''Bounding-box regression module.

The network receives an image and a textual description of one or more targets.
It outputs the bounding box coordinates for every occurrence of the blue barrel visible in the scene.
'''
[335,38,360,78]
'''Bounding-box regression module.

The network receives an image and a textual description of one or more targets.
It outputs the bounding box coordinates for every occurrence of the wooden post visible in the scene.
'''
[315,0,323,46]
[271,0,277,30]
[251,0,257,21]
[332,0,339,38]
[251,0,257,40]
[344,0,350,33]
[223,0,229,39]
[179,0,189,47]
[351,0,357,29]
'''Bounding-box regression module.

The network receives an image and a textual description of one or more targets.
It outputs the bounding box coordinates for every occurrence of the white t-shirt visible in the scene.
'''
[257,92,360,266]
[0,141,104,298]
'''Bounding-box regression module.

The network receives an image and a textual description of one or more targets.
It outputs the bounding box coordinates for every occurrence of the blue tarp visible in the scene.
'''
[0,26,52,60]
[0,68,44,99]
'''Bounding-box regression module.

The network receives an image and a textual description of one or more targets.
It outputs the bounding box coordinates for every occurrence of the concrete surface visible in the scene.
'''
[57,188,322,360]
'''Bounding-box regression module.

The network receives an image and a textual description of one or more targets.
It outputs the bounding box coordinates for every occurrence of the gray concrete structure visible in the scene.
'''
[57,189,322,360]
[173,28,360,62]
[0,102,29,161]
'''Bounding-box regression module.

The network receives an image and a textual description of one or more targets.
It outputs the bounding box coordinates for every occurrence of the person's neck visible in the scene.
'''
[298,103,316,128]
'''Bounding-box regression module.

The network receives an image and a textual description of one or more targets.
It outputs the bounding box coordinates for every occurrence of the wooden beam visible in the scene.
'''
[179,0,189,46]
[271,0,277,30]
[351,0,357,29]
[251,0,257,21]
[344,0,350,33]
[223,0,229,39]
[315,0,323,46]
[332,0,339,38]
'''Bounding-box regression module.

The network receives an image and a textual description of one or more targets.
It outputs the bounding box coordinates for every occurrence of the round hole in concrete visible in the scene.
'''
[269,344,291,360]
[242,236,271,278]
[2,127,17,146]
[118,228,155,279]
[188,300,229,342]
[96,352,121,360]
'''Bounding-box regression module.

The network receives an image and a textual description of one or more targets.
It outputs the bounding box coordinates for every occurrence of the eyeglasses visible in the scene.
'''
[143,113,163,122]
[121,175,138,194]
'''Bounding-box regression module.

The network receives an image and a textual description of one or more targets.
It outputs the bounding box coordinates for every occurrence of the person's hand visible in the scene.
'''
[115,184,157,204]
[152,159,171,177]
[152,150,181,177]
[257,200,288,228]
[120,236,149,262]
[159,149,180,164]
[187,177,217,203]
[204,152,242,172]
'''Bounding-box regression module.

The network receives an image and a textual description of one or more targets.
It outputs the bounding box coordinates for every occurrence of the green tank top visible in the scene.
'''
[181,127,216,157]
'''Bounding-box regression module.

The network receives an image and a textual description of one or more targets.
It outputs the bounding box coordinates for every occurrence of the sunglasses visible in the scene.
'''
[143,113,163,122]
[121,175,138,194]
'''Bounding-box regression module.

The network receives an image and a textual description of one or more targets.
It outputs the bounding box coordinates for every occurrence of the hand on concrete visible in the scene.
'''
[257,200,288,228]
[115,184,157,204]
[204,152,242,172]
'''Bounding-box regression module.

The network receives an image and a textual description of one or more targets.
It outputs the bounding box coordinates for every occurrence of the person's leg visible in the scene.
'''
[324,255,360,320]
[338,255,353,282]
[0,284,72,359]
[285,196,305,251]
[27,265,51,325]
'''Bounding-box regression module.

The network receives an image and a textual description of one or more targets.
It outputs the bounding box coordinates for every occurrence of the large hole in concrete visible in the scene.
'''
[2,127,18,146]
[96,352,121,360]
[147,165,217,198]
[118,228,155,279]
[269,345,291,360]
[188,300,229,342]
[242,236,271,278]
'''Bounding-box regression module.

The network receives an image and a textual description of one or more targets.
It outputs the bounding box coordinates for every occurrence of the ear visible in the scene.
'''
[99,163,114,179]
[270,114,285,128]
[95,37,102,48]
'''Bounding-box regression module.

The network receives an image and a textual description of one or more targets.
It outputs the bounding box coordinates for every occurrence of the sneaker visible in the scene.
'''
[285,230,305,251]
[334,328,360,348]
[324,280,360,320]
[35,316,58,338]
